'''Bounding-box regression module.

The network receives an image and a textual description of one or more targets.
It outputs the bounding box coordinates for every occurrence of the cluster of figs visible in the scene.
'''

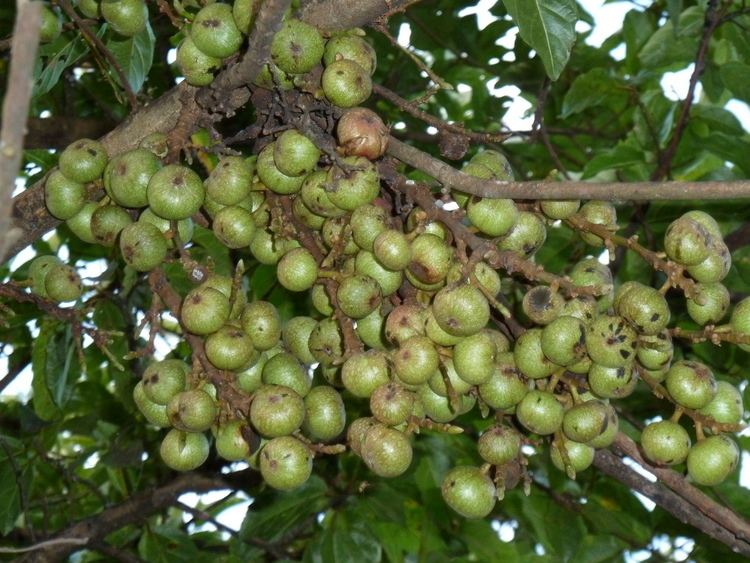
[24,2,749,520]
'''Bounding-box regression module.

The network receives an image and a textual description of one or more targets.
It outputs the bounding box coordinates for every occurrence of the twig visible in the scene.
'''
[0,537,89,554]
[532,79,569,178]
[57,0,140,110]
[372,83,507,144]
[386,137,750,200]
[670,325,750,347]
[0,0,42,262]
[651,0,726,180]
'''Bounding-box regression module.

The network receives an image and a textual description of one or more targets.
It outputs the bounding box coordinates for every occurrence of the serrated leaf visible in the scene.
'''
[106,21,156,94]
[500,0,577,80]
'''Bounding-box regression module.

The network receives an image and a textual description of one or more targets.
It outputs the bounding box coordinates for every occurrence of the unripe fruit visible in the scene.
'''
[257,143,305,194]
[561,295,597,323]
[432,283,490,337]
[698,381,744,426]
[271,19,325,74]
[588,363,638,399]
[205,156,253,206]
[683,210,722,238]
[167,389,217,432]
[570,257,613,297]
[664,217,710,266]
[147,164,204,220]
[241,301,281,351]
[408,233,453,285]
[119,221,168,271]
[215,421,258,461]
[39,6,62,43]
[274,130,320,177]
[283,316,317,365]
[453,331,496,385]
[160,430,209,471]
[336,274,382,319]
[467,197,518,237]
[142,359,188,405]
[563,400,610,443]
[361,424,413,478]
[585,314,638,368]
[45,171,86,220]
[139,208,194,247]
[176,36,221,86]
[640,420,691,466]
[101,0,147,36]
[326,156,379,211]
[248,229,289,265]
[58,138,108,184]
[478,426,521,466]
[616,283,670,335]
[91,205,132,247]
[393,335,438,386]
[44,264,82,302]
[514,328,558,379]
[261,352,311,397]
[205,325,255,371]
[133,380,170,427]
[356,308,388,350]
[373,229,412,271]
[441,466,496,519]
[478,354,528,410]
[105,148,161,208]
[250,384,305,438]
[324,33,377,75]
[191,3,243,59]
[428,359,472,397]
[66,202,98,243]
[686,283,730,325]
[302,385,346,441]
[370,382,414,426]
[29,255,61,298]
[637,331,673,371]
[259,436,313,490]
[321,215,358,254]
[236,353,267,394]
[665,360,716,410]
[355,250,403,296]
[232,0,256,33]
[347,416,378,456]
[497,211,547,256]
[578,201,617,246]
[212,205,256,249]
[470,150,513,179]
[541,316,587,366]
[686,239,731,283]
[587,404,619,448]
[551,438,595,475]
[731,297,750,352]
[337,107,389,159]
[541,200,580,220]
[687,435,739,486]
[300,170,347,218]
[181,286,231,335]
[341,350,389,398]
[276,248,318,292]
[522,286,564,325]
[516,390,564,435]
[322,59,372,108]
[418,384,475,423]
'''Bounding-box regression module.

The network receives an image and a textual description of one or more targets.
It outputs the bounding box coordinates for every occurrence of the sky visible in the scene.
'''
[1,1,749,554]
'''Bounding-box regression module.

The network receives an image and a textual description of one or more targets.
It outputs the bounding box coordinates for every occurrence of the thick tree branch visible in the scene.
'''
[0,0,41,262]
[298,0,419,31]
[594,446,750,557]
[387,137,750,200]
[19,117,118,150]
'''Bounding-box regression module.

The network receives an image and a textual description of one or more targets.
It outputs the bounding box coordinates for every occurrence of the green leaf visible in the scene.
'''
[561,68,626,117]
[500,0,577,80]
[582,143,646,179]
[190,226,232,277]
[306,509,382,563]
[0,436,25,535]
[138,525,200,562]
[106,21,156,95]
[34,27,106,97]
[240,476,328,543]
[31,320,63,421]
[459,519,520,562]
[666,0,683,31]
[719,62,750,105]
[571,535,629,563]
[638,7,703,69]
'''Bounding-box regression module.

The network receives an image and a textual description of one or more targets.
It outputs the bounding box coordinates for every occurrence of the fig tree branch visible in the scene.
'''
[387,137,750,200]
[0,0,41,263]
